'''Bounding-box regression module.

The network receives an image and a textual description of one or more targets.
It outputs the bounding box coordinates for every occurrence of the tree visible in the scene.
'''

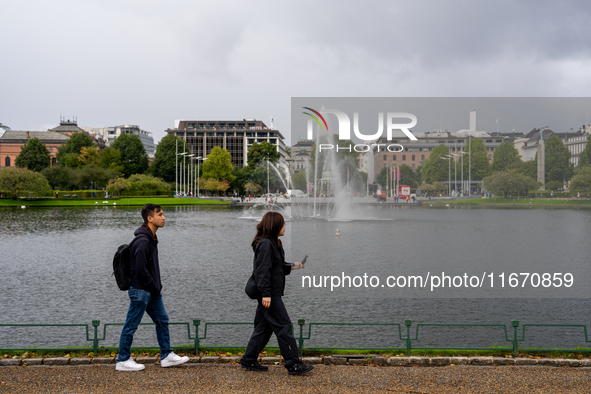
[78,146,100,167]
[229,165,253,195]
[421,144,450,183]
[461,138,491,180]
[290,169,307,192]
[399,164,417,188]
[247,141,280,169]
[110,133,149,177]
[201,178,230,196]
[98,147,124,172]
[0,167,51,199]
[577,135,591,168]
[569,165,591,194]
[545,135,573,188]
[106,177,132,197]
[244,181,262,195]
[41,165,74,189]
[149,134,188,182]
[376,166,388,189]
[56,132,96,167]
[492,141,520,173]
[202,147,235,182]
[15,137,51,172]
[482,170,535,198]
[76,166,121,189]
[250,164,284,193]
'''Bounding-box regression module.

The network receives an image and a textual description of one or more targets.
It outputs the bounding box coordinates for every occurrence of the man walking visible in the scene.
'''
[116,203,189,371]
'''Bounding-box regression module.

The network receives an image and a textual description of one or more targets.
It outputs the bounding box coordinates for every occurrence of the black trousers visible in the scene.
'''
[243,297,300,367]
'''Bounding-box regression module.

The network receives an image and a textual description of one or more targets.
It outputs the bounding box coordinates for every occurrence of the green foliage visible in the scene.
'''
[0,167,51,199]
[250,164,283,193]
[247,141,280,169]
[577,135,591,168]
[399,164,418,188]
[149,134,188,182]
[41,165,74,190]
[202,147,235,182]
[15,137,51,172]
[78,146,100,166]
[461,138,491,180]
[545,180,563,191]
[110,133,149,177]
[290,170,307,191]
[98,147,124,172]
[376,166,388,189]
[107,174,171,197]
[492,141,521,172]
[106,177,132,197]
[229,165,253,195]
[545,135,574,187]
[482,170,536,198]
[243,181,262,195]
[200,178,230,196]
[56,132,96,167]
[421,144,450,183]
[41,165,120,189]
[569,165,591,194]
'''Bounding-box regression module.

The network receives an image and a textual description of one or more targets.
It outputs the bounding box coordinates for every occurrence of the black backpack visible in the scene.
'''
[112,234,150,291]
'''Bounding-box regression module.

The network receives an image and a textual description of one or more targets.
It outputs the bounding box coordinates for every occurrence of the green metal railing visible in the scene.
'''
[2,319,591,356]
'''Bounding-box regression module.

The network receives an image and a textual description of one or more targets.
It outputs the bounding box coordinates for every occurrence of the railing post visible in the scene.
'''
[298,319,305,357]
[405,319,412,356]
[511,320,519,358]
[91,320,100,354]
[193,319,201,354]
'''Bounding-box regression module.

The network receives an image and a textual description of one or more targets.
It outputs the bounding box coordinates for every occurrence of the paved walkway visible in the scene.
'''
[1,364,590,393]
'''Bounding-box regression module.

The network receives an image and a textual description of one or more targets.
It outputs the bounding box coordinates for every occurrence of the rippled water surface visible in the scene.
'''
[1,205,590,349]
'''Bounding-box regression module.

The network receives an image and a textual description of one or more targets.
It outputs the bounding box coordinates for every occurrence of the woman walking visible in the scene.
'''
[241,212,313,375]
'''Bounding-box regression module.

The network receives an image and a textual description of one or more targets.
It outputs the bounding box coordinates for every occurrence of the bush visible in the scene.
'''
[107,174,170,197]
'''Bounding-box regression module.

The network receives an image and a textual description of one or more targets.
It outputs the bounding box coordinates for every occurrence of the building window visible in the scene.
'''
[236,132,244,136]
[402,155,406,161]
[5,157,10,167]
[412,164,415,168]
[412,155,415,161]
[421,155,425,160]
[486,140,492,143]
[207,132,215,136]
[383,154,387,161]
[393,155,397,161]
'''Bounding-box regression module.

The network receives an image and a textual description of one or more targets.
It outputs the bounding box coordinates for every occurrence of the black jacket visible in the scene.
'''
[129,227,162,296]
[252,237,291,297]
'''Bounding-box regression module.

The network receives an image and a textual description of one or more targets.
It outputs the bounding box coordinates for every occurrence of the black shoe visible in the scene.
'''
[287,362,314,375]
[241,361,269,371]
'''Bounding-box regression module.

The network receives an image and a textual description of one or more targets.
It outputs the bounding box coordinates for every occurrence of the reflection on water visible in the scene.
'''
[0,205,590,349]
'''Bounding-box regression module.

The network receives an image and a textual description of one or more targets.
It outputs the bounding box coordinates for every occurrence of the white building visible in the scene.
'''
[92,125,156,158]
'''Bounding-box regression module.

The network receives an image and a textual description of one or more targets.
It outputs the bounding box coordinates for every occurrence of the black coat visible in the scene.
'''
[129,227,163,296]
[252,238,291,297]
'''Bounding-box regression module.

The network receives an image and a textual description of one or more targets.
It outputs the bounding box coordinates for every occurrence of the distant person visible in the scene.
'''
[241,212,313,376]
[116,204,189,371]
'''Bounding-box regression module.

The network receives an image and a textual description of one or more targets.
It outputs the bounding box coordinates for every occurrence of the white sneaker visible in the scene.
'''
[160,352,189,368]
[116,358,145,371]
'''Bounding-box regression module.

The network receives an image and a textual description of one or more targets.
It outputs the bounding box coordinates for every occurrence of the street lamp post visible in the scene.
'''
[177,152,187,196]
[196,157,206,197]
[440,156,451,197]
[187,154,194,196]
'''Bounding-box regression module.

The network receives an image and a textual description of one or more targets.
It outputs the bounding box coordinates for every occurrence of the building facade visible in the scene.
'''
[92,125,156,158]
[291,139,314,173]
[0,118,89,168]
[166,119,288,167]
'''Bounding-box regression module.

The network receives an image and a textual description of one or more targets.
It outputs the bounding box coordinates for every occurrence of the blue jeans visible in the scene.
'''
[117,287,172,362]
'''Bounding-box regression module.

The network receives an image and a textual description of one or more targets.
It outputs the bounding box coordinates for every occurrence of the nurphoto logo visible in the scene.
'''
[302,107,418,153]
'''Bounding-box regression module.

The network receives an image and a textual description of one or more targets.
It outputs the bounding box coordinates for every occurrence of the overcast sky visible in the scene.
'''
[2,0,591,145]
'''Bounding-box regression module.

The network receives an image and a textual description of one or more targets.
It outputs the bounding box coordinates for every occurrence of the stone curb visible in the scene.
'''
[2,356,591,367]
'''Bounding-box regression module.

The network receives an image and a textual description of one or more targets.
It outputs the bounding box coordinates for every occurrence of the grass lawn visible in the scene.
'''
[433,198,591,206]
[0,197,231,207]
